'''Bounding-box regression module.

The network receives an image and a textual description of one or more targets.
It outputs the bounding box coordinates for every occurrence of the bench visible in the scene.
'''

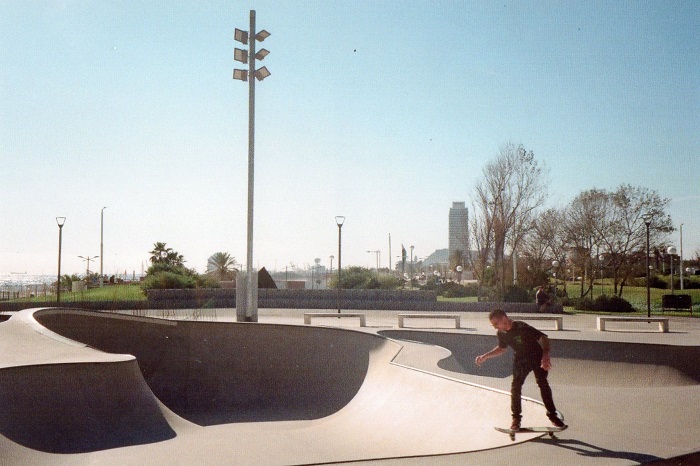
[398,313,461,329]
[597,316,669,333]
[303,312,366,327]
[511,315,564,331]
[661,294,693,315]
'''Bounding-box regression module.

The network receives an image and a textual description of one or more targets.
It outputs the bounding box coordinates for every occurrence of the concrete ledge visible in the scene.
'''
[511,314,564,331]
[304,312,366,327]
[597,316,669,333]
[398,313,460,328]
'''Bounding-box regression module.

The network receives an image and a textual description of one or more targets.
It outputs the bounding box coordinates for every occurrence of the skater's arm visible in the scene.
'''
[538,335,552,371]
[475,346,507,366]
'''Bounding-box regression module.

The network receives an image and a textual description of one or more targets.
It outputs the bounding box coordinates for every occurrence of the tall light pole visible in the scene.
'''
[336,216,345,313]
[367,250,380,272]
[328,255,334,288]
[78,255,99,277]
[552,260,560,301]
[100,206,107,287]
[56,217,66,303]
[233,10,271,322]
[667,246,677,294]
[643,213,653,317]
[680,223,684,290]
[410,245,415,290]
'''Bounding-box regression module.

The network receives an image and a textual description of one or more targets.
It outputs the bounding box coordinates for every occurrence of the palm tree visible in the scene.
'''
[149,242,185,267]
[207,252,238,281]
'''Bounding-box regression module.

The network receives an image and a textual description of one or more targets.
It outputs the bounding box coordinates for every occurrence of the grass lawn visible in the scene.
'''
[9,284,146,303]
[437,280,698,317]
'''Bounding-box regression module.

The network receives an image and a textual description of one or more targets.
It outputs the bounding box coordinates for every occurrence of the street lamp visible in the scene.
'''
[680,223,684,291]
[410,245,414,289]
[100,207,107,287]
[78,255,99,277]
[328,255,334,287]
[367,250,380,272]
[336,216,345,313]
[667,246,677,294]
[642,213,653,317]
[552,260,560,301]
[233,10,271,322]
[56,217,66,302]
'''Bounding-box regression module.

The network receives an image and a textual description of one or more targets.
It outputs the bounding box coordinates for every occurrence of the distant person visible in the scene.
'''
[536,286,552,313]
[475,308,567,431]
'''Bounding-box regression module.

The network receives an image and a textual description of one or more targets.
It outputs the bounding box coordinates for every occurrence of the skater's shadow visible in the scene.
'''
[532,438,661,463]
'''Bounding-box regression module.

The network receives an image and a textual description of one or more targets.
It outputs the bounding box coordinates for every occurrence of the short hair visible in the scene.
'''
[489,308,507,320]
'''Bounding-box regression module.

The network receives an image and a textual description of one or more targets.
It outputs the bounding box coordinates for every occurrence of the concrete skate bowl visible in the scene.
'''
[0,308,556,463]
[33,309,376,425]
[379,330,700,387]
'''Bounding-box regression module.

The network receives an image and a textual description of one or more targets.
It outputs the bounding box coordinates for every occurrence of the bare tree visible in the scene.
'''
[470,143,548,297]
[585,185,673,295]
[563,189,608,298]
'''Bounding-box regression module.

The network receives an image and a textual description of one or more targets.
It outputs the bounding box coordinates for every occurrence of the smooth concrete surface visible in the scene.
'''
[0,308,699,465]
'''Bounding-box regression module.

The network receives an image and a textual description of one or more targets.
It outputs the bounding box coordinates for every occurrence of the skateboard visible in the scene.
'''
[495,425,567,440]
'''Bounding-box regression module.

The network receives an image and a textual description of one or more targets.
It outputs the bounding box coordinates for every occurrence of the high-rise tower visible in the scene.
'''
[448,202,469,266]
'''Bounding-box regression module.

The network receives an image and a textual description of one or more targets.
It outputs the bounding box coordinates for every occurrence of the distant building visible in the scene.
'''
[448,202,469,266]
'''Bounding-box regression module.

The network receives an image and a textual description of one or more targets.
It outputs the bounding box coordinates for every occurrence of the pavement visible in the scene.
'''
[0,307,698,465]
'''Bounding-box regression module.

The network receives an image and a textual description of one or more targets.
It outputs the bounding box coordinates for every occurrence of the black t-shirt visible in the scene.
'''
[497,321,546,362]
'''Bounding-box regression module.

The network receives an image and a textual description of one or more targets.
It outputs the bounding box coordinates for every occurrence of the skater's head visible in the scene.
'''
[488,308,512,331]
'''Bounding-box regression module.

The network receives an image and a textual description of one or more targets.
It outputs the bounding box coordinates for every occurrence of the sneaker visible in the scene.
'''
[548,412,567,429]
[510,418,521,431]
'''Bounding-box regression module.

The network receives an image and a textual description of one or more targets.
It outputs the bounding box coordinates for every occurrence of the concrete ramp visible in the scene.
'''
[0,308,557,464]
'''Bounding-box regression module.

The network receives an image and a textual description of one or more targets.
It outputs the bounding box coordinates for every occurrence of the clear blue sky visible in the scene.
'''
[1,1,698,276]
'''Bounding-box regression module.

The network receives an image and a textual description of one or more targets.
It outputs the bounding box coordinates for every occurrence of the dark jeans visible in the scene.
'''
[511,359,557,420]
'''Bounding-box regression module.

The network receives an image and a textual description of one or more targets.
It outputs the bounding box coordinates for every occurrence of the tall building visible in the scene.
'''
[448,202,469,266]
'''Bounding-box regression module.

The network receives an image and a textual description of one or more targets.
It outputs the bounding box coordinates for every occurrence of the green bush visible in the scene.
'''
[330,267,402,290]
[573,295,634,313]
[420,281,480,298]
[141,271,197,290]
[503,285,532,303]
[141,263,220,292]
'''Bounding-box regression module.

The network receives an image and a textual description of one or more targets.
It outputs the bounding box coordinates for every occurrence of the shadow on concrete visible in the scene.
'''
[533,438,662,463]
[0,360,176,453]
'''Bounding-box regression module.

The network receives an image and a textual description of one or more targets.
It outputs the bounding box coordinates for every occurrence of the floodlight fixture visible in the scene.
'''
[56,216,66,227]
[234,28,248,44]
[254,66,271,81]
[233,69,248,81]
[255,48,270,60]
[256,30,270,41]
[234,48,248,63]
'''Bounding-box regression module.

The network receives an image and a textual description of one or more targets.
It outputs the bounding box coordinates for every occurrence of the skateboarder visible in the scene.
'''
[475,308,567,431]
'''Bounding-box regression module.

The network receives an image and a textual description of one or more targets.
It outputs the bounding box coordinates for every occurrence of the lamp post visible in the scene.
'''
[410,245,414,289]
[680,223,684,291]
[643,213,653,317]
[56,217,66,302]
[552,260,560,301]
[100,207,107,287]
[78,255,99,277]
[667,246,677,294]
[233,10,271,322]
[335,216,345,313]
[367,250,380,272]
